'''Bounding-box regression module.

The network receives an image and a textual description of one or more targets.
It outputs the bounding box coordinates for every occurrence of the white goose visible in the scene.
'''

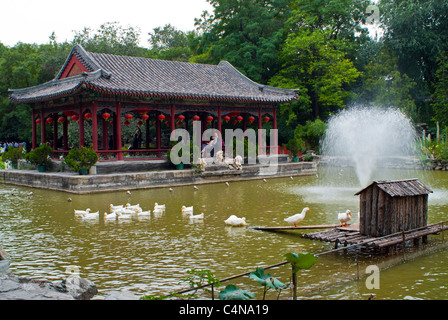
[181,205,193,215]
[338,210,352,227]
[284,207,311,227]
[79,211,101,220]
[190,212,204,220]
[154,203,166,211]
[109,204,124,211]
[125,203,141,210]
[74,208,91,217]
[224,215,247,227]
[104,211,120,220]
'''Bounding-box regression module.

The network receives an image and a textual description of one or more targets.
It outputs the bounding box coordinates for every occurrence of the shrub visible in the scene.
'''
[2,147,24,165]
[25,144,53,167]
[64,146,98,172]
[286,138,305,157]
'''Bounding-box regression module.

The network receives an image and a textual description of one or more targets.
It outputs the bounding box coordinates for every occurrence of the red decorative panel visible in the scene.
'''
[59,55,89,79]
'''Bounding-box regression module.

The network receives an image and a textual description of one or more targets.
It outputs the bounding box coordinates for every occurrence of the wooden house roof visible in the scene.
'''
[354,179,433,197]
[9,45,299,104]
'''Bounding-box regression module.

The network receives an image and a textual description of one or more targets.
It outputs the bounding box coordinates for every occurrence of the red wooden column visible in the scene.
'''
[170,104,176,132]
[145,114,150,149]
[63,115,68,150]
[40,107,46,145]
[272,106,278,155]
[91,101,98,152]
[79,103,85,148]
[31,109,37,150]
[52,113,58,150]
[115,101,123,160]
[102,118,109,150]
[156,111,161,158]
[217,106,222,133]
[258,106,263,155]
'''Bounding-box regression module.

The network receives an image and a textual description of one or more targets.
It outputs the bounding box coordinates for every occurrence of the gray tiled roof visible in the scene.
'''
[355,179,433,197]
[9,45,299,104]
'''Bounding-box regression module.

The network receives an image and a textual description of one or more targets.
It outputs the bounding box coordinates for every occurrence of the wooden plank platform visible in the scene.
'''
[301,222,448,250]
[250,224,341,231]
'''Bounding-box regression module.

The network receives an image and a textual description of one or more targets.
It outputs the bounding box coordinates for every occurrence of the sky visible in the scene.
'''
[0,0,213,47]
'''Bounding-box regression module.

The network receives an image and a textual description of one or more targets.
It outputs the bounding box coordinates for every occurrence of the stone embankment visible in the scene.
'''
[0,248,138,300]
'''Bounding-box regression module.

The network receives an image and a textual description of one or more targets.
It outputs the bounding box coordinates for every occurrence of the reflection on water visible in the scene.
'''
[1,167,448,299]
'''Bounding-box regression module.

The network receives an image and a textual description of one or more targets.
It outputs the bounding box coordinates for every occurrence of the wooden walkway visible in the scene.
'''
[250,224,341,231]
[302,222,448,251]
[251,220,448,254]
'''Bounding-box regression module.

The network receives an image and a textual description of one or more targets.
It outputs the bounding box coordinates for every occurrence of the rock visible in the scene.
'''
[0,271,98,300]
[56,276,98,300]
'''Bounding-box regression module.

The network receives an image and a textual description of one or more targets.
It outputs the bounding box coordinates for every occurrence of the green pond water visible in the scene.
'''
[1,167,448,300]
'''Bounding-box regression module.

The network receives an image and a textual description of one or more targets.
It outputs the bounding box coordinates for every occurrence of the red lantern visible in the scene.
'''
[84,112,92,120]
[45,118,53,124]
[192,115,200,121]
[232,119,238,125]
[165,121,170,127]
[124,120,130,126]
[176,121,183,126]
[141,114,149,121]
[137,109,149,115]
[236,116,243,123]
[248,116,255,124]
[102,112,111,121]
[178,115,185,122]
[158,114,166,121]
[137,121,143,126]
[35,118,42,125]
[263,116,270,123]
[71,114,79,122]
[223,115,231,123]
[207,116,214,122]
[125,114,133,120]
[58,116,65,123]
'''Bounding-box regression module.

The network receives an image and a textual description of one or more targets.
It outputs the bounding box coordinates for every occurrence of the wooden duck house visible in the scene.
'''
[355,179,433,237]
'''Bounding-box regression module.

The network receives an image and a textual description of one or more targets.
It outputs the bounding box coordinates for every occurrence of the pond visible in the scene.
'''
[1,167,448,300]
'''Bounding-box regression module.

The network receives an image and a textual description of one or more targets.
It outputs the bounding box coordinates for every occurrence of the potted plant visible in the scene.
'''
[64,146,98,175]
[286,138,304,162]
[167,141,188,170]
[2,147,24,169]
[25,144,53,172]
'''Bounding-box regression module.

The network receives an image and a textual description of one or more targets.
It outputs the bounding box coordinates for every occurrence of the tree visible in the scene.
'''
[357,44,418,120]
[269,0,367,123]
[381,0,448,94]
[432,52,448,126]
[270,29,360,120]
[192,0,292,83]
[147,24,195,61]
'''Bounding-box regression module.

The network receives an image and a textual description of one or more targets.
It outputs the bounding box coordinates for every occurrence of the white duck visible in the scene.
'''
[338,210,352,227]
[109,204,124,211]
[137,210,151,217]
[154,203,166,211]
[74,208,91,217]
[181,205,193,215]
[104,211,120,220]
[190,212,204,220]
[80,211,100,220]
[284,207,311,227]
[225,215,247,227]
[125,203,141,210]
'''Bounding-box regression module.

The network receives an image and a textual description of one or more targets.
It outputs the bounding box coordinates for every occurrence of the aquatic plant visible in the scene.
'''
[249,267,289,300]
[285,252,318,300]
[219,285,255,300]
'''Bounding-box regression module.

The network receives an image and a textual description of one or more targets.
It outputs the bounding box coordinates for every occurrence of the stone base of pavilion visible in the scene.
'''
[0,160,317,194]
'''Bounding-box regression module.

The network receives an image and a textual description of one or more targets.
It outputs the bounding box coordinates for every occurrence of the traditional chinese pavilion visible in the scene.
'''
[9,45,298,160]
